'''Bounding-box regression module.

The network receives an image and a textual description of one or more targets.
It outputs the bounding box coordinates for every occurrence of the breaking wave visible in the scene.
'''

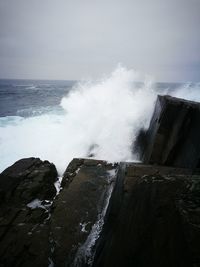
[0,66,200,174]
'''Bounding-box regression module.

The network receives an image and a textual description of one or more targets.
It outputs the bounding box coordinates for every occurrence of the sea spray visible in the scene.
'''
[0,66,200,174]
[172,82,200,102]
[60,66,156,165]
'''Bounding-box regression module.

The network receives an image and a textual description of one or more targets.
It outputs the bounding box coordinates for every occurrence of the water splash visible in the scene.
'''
[0,66,200,174]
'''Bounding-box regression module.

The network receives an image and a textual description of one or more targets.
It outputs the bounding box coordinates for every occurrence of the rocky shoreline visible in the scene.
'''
[0,95,200,267]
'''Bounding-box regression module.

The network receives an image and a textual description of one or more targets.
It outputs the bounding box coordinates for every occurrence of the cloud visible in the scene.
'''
[0,0,199,81]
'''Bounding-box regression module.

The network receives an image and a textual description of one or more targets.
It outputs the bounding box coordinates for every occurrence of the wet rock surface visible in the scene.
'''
[0,158,200,267]
[0,158,118,267]
[135,95,200,168]
[0,158,58,267]
[0,157,57,203]
[93,163,200,267]
[51,159,118,267]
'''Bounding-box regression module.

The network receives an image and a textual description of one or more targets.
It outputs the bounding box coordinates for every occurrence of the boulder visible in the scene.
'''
[0,157,57,203]
[0,158,58,267]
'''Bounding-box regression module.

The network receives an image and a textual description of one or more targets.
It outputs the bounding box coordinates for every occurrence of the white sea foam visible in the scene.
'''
[172,82,200,102]
[0,66,200,174]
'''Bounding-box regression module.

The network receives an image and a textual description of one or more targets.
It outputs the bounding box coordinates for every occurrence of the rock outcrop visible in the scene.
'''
[135,95,200,169]
[0,158,118,267]
[0,158,58,267]
[51,159,118,266]
[93,163,200,267]
[0,157,57,203]
[1,158,199,267]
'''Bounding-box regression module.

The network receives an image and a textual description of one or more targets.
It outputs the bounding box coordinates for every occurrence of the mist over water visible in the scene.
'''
[0,66,200,175]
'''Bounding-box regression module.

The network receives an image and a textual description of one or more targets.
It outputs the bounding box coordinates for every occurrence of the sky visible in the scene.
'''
[0,0,199,81]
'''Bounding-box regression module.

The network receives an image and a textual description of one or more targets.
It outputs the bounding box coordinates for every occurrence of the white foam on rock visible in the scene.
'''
[73,168,118,267]
[27,199,44,209]
[27,199,52,211]
[54,176,63,195]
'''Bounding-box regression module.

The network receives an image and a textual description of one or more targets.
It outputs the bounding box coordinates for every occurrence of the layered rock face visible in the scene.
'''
[135,95,200,169]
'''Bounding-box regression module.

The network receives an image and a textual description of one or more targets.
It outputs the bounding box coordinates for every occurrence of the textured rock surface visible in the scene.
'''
[51,159,118,267]
[0,158,118,267]
[135,95,200,169]
[0,158,58,267]
[93,163,200,267]
[0,157,57,203]
[0,158,200,267]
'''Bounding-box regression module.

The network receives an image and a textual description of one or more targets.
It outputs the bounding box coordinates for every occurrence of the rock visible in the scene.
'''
[0,157,200,267]
[0,158,57,267]
[0,157,57,203]
[93,163,200,267]
[135,95,200,169]
[51,158,118,267]
[0,157,119,267]
[61,158,84,188]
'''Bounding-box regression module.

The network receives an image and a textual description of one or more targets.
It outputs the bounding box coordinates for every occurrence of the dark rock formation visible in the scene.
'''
[93,163,200,267]
[0,158,118,267]
[51,159,118,267]
[0,158,58,267]
[0,157,57,203]
[135,95,200,169]
[0,158,200,267]
[61,158,84,188]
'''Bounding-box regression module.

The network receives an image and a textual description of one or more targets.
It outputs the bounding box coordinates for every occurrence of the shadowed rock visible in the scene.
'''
[0,158,58,267]
[0,158,200,267]
[0,157,57,203]
[135,95,200,169]
[51,158,118,267]
[0,158,119,267]
[93,163,200,267]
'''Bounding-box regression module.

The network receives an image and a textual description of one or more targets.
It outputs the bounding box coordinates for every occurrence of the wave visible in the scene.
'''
[14,84,35,88]
[16,106,64,117]
[0,66,200,175]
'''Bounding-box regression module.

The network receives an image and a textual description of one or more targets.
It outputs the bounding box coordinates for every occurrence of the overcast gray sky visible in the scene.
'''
[0,0,199,81]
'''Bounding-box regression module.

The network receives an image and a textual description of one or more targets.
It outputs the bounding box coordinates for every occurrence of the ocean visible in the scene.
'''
[0,67,200,174]
[0,79,75,117]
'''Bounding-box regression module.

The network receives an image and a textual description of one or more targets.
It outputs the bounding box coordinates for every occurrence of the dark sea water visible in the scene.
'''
[0,79,76,117]
[0,70,199,174]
